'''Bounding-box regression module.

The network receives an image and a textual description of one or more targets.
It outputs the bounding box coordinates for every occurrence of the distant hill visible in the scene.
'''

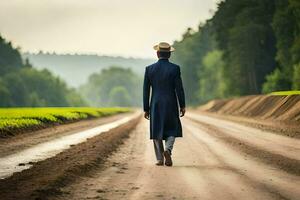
[23,52,155,87]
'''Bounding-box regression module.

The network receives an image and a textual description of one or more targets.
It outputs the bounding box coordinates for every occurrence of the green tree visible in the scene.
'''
[198,50,226,102]
[262,68,291,93]
[172,23,216,105]
[27,92,47,107]
[66,88,88,107]
[292,64,300,90]
[0,35,23,75]
[0,78,11,106]
[212,0,277,95]
[108,86,131,107]
[264,0,300,91]
[2,72,29,106]
[80,66,141,107]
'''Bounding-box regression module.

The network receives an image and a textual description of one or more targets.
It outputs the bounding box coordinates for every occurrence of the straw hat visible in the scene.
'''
[153,42,175,52]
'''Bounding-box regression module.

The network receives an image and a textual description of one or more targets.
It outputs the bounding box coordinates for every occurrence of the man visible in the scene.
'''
[143,42,186,167]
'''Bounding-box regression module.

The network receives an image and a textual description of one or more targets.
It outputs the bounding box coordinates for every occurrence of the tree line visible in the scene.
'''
[0,34,142,108]
[171,0,300,105]
[0,35,86,107]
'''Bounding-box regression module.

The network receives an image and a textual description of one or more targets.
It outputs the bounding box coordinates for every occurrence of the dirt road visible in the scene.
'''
[52,112,300,200]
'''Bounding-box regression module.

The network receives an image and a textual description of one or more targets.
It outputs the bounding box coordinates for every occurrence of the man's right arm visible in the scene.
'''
[175,66,186,117]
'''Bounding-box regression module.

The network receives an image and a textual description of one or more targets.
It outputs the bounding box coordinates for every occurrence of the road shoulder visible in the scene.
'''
[189,110,300,138]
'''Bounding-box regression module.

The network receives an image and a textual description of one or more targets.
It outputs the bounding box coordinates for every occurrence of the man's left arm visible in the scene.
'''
[143,67,150,119]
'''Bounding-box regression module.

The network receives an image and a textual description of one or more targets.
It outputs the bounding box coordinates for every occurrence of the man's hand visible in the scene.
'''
[180,107,186,117]
[144,111,150,120]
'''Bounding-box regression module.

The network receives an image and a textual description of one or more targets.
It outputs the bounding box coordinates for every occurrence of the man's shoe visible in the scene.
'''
[155,160,164,166]
[163,150,173,166]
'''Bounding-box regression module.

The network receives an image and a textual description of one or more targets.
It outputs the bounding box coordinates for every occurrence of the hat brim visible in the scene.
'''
[153,45,175,52]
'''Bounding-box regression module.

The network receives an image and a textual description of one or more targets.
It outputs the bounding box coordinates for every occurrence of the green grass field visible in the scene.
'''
[270,91,300,95]
[0,107,131,136]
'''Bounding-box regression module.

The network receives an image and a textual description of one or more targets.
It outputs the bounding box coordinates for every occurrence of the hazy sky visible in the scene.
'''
[0,0,218,58]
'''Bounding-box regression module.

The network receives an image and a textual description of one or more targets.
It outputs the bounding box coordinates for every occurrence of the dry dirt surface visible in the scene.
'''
[199,95,300,123]
[49,112,300,200]
[197,95,300,139]
[193,110,300,139]
[0,111,299,200]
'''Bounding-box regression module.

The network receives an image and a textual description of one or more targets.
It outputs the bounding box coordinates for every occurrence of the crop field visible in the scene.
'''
[270,91,300,95]
[0,107,131,136]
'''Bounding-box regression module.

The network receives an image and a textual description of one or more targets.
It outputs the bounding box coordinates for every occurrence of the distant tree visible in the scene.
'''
[288,0,300,89]
[2,72,29,106]
[0,34,23,75]
[0,78,11,106]
[262,68,291,93]
[198,50,226,102]
[264,0,300,91]
[24,58,33,68]
[108,86,131,107]
[27,92,47,107]
[212,0,277,95]
[292,64,300,90]
[17,68,87,106]
[289,0,300,65]
[172,22,216,105]
[80,66,141,107]
[66,88,88,107]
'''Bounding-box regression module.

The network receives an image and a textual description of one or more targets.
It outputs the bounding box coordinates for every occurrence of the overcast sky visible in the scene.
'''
[0,0,218,58]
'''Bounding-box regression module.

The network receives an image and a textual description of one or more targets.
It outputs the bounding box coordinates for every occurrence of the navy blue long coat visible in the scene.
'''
[143,58,185,140]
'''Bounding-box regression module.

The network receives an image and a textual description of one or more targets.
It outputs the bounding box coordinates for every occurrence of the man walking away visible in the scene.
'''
[143,42,186,167]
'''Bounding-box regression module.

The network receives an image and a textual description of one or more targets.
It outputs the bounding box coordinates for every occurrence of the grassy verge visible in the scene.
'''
[0,107,131,137]
[270,91,300,95]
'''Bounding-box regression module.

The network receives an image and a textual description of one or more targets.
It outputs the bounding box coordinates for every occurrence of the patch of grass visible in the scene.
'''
[0,107,131,136]
[270,91,300,95]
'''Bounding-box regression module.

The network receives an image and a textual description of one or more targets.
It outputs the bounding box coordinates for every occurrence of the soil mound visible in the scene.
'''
[198,95,300,122]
